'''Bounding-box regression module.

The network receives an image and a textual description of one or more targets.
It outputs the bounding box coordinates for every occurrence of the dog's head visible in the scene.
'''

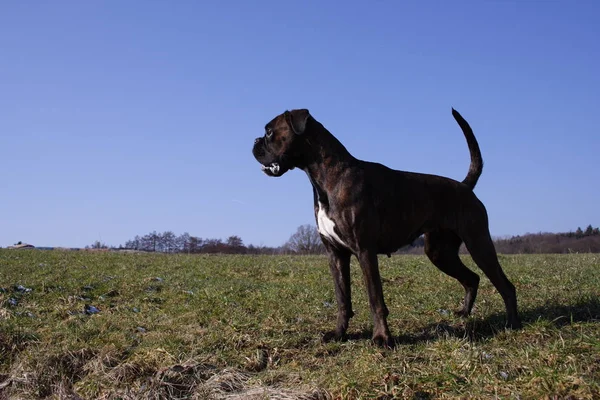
[252,109,310,177]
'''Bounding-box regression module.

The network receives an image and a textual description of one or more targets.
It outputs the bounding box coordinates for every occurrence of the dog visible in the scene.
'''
[252,108,522,347]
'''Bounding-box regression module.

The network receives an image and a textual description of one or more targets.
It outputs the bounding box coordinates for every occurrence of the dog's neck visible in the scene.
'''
[301,122,356,203]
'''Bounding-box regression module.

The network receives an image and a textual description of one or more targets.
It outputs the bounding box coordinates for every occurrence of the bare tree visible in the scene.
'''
[225,235,246,253]
[176,232,191,253]
[285,224,325,254]
[202,238,224,253]
[141,231,160,252]
[226,235,243,248]
[88,241,109,249]
[160,231,177,253]
[124,235,142,250]
[188,236,203,253]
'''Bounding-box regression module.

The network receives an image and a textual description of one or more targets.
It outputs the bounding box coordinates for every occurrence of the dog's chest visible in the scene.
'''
[317,203,348,248]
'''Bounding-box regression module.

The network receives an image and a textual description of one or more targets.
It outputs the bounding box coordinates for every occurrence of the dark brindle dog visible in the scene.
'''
[252,109,522,347]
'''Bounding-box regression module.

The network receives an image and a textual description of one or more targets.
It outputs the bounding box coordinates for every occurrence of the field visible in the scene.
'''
[1,250,598,399]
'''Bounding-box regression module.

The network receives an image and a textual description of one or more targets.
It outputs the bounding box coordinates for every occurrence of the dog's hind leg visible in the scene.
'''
[424,230,480,317]
[462,231,522,329]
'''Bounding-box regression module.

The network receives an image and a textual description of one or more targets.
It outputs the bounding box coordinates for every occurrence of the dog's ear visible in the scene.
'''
[285,109,310,135]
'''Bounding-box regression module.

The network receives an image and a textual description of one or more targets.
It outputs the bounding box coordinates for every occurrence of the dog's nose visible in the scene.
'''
[254,138,261,145]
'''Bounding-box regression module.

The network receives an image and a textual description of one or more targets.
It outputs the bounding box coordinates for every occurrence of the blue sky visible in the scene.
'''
[1,1,598,248]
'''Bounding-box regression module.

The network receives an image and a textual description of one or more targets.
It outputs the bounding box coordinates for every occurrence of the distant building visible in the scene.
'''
[8,242,35,249]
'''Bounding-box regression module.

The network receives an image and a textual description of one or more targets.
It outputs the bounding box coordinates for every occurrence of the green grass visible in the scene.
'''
[1,250,599,399]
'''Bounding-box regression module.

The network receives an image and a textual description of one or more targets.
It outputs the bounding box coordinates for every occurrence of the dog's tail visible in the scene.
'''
[452,108,483,190]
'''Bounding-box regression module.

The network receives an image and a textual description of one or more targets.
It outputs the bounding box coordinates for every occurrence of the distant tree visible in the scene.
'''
[124,235,142,250]
[176,232,191,253]
[575,227,584,239]
[141,231,160,252]
[160,231,177,253]
[188,236,203,253]
[584,225,594,237]
[226,235,243,248]
[89,241,109,249]
[202,238,224,253]
[285,224,325,254]
[225,235,246,253]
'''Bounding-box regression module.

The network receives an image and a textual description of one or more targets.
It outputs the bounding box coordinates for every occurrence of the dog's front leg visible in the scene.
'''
[358,250,393,347]
[324,246,353,341]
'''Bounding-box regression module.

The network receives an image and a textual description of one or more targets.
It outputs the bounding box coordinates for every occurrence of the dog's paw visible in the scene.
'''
[322,330,347,343]
[507,319,523,330]
[453,308,470,318]
[372,332,394,349]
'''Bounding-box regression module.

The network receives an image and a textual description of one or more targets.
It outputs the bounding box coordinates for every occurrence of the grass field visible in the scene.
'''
[1,250,598,399]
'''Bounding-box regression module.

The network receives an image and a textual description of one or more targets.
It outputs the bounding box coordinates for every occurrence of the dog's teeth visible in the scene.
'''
[261,163,280,174]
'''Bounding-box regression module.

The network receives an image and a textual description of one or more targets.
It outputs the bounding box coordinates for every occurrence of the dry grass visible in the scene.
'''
[0,250,599,399]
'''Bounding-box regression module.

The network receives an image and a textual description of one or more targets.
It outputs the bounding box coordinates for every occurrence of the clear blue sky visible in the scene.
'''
[1,1,598,248]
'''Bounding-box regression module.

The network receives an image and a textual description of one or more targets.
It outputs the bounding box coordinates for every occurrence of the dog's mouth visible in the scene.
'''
[261,162,280,175]
[260,162,292,177]
[253,137,293,177]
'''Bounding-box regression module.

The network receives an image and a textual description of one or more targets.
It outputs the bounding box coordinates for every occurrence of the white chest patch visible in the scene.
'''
[317,203,348,248]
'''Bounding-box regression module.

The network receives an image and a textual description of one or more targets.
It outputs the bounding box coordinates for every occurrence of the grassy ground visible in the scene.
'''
[0,250,598,399]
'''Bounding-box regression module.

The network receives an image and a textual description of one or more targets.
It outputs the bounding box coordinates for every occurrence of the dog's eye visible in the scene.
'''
[265,128,273,138]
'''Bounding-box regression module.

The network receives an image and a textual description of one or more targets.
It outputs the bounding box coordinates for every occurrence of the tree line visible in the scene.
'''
[492,224,600,254]
[91,231,280,254]
[89,224,600,255]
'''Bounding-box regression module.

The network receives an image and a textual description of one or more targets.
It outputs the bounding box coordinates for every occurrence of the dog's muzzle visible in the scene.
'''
[252,137,287,177]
